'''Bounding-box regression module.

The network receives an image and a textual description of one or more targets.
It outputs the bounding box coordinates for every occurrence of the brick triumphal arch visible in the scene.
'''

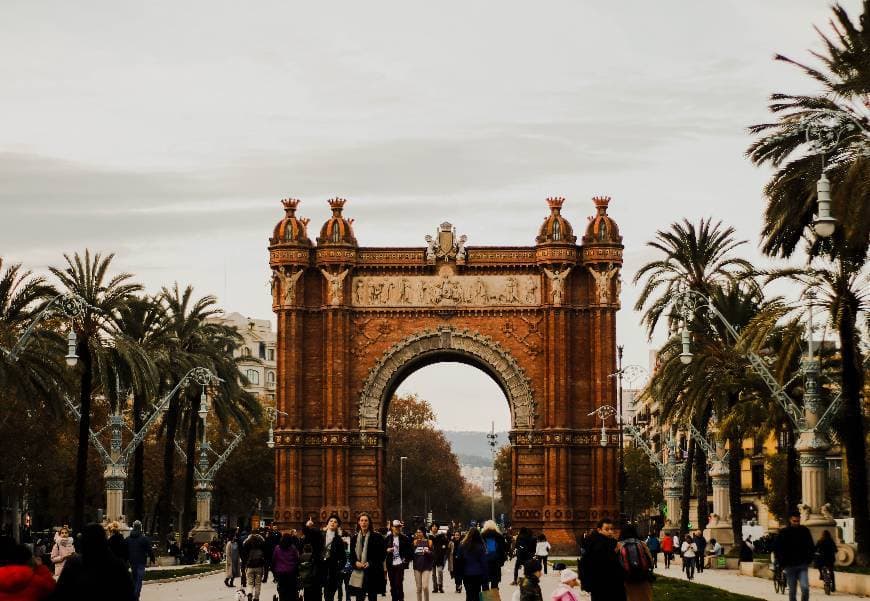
[268,196,623,547]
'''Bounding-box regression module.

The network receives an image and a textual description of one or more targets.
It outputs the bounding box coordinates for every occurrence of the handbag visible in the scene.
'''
[349,568,366,590]
[480,589,501,601]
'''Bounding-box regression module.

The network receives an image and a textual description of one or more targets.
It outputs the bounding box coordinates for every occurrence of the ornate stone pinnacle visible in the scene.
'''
[282,198,301,215]
[546,197,565,212]
[592,196,611,214]
[328,198,347,215]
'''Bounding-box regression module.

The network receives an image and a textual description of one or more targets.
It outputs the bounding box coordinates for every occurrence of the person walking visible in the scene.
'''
[643,532,659,569]
[578,518,626,601]
[457,528,488,601]
[385,520,413,601]
[680,534,697,581]
[126,520,155,601]
[412,527,434,601]
[243,530,268,601]
[774,511,815,601]
[225,527,241,588]
[519,559,543,601]
[428,524,448,593]
[481,520,506,590]
[816,529,837,593]
[264,524,281,584]
[616,525,654,601]
[692,531,706,574]
[106,522,128,568]
[660,532,673,569]
[52,523,133,601]
[349,512,386,601]
[534,534,551,575]
[511,527,535,586]
[0,536,55,601]
[49,527,74,580]
[272,533,300,601]
[550,568,580,601]
[320,514,348,601]
[447,531,463,594]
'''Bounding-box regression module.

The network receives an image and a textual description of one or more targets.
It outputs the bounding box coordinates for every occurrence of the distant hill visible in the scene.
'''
[444,430,509,462]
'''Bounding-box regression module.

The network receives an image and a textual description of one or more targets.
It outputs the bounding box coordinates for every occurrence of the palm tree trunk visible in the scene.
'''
[784,425,800,520]
[182,415,198,534]
[695,441,708,531]
[131,390,146,523]
[157,400,180,544]
[72,341,92,531]
[680,437,696,533]
[837,305,868,564]
[728,430,742,547]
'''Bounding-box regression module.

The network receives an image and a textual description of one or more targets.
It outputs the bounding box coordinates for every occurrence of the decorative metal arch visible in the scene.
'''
[358,326,536,431]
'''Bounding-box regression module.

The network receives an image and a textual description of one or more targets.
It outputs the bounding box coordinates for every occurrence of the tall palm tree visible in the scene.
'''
[0,258,66,409]
[747,1,869,560]
[49,250,145,530]
[114,295,169,523]
[155,284,259,540]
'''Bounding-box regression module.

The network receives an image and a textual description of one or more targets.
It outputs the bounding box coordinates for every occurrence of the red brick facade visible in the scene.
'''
[268,197,623,548]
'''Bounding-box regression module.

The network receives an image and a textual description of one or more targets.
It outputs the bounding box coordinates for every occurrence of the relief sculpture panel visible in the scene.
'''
[351,274,540,308]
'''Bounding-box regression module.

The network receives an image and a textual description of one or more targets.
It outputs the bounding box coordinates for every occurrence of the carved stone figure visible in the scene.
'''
[355,279,366,305]
[589,264,619,304]
[543,267,571,306]
[505,277,520,303]
[271,273,281,306]
[525,278,538,304]
[456,234,468,261]
[423,223,468,262]
[279,269,304,305]
[398,278,412,304]
[471,278,487,304]
[320,269,349,306]
[425,235,437,261]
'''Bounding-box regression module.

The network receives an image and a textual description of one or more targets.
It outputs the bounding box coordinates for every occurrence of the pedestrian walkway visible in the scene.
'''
[654,563,868,600]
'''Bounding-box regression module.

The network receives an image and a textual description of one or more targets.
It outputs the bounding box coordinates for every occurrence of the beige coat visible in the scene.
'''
[51,537,75,577]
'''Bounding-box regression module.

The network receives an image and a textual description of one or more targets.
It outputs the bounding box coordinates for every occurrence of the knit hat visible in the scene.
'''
[523,558,542,576]
[559,568,578,584]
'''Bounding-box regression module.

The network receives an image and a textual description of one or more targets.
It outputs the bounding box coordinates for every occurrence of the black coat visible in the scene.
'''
[429,533,449,565]
[774,525,815,568]
[514,533,536,561]
[350,530,386,595]
[385,533,414,569]
[320,530,348,585]
[579,531,626,600]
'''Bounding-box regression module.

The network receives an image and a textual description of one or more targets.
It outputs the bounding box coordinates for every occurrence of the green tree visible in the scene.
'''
[623,447,664,522]
[493,445,512,516]
[50,251,147,530]
[747,0,869,560]
[384,394,468,526]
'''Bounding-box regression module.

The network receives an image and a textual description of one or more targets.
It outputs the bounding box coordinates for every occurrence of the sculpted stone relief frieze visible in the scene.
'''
[350,274,540,308]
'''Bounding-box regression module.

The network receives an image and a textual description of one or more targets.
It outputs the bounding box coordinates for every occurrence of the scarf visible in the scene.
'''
[324,530,337,560]
[355,530,370,566]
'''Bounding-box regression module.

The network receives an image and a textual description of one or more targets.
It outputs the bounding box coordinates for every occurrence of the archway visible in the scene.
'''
[267,195,625,549]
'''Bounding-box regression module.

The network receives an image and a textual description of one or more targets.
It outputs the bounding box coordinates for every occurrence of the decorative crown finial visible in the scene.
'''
[328,198,347,215]
[282,198,301,215]
[592,196,611,214]
[546,197,565,212]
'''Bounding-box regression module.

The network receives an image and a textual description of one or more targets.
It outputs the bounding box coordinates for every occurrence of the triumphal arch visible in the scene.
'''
[268,196,623,547]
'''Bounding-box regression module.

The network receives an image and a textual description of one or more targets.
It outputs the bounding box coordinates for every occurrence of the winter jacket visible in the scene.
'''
[273,544,300,576]
[660,536,673,553]
[107,533,128,564]
[519,575,543,601]
[349,530,387,595]
[816,536,837,566]
[534,541,551,557]
[579,531,625,600]
[644,536,660,553]
[225,540,240,578]
[0,564,55,601]
[53,524,133,601]
[550,583,580,601]
[457,543,487,578]
[447,540,462,577]
[126,531,154,567]
[243,534,268,569]
[482,529,507,566]
[774,525,815,568]
[385,533,414,569]
[692,534,707,556]
[513,533,536,561]
[50,537,75,576]
[430,532,449,565]
[319,530,348,585]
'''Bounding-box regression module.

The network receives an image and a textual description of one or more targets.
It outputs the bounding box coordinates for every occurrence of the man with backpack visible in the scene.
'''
[242,531,267,601]
[481,521,507,590]
[578,518,625,601]
[617,525,654,601]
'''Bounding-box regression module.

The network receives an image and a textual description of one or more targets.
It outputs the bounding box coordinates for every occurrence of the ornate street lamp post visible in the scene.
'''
[0,292,89,366]
[487,422,498,522]
[65,366,219,531]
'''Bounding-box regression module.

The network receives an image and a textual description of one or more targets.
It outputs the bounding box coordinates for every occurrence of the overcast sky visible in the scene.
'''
[1,0,854,431]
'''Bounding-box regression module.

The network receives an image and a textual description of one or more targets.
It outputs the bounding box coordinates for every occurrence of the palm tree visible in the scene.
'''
[747,2,869,560]
[114,295,169,523]
[0,258,66,409]
[49,250,144,530]
[155,284,259,540]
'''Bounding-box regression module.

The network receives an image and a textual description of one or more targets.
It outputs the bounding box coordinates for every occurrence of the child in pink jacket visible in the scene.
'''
[550,568,580,601]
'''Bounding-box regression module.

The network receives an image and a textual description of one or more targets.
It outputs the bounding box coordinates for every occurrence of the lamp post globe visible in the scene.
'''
[814,173,836,238]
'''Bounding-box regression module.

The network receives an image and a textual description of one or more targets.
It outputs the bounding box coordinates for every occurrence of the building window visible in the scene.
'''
[267,348,275,361]
[751,463,765,492]
[246,369,259,385]
[332,225,340,243]
[552,221,561,241]
[243,347,251,358]
[266,371,275,384]
[259,342,266,359]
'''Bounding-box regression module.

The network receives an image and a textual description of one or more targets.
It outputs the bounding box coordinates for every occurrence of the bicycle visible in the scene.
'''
[772,562,787,595]
[819,564,834,595]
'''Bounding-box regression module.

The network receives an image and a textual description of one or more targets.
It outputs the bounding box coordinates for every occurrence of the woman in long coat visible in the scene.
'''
[349,513,386,601]
[224,528,240,587]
